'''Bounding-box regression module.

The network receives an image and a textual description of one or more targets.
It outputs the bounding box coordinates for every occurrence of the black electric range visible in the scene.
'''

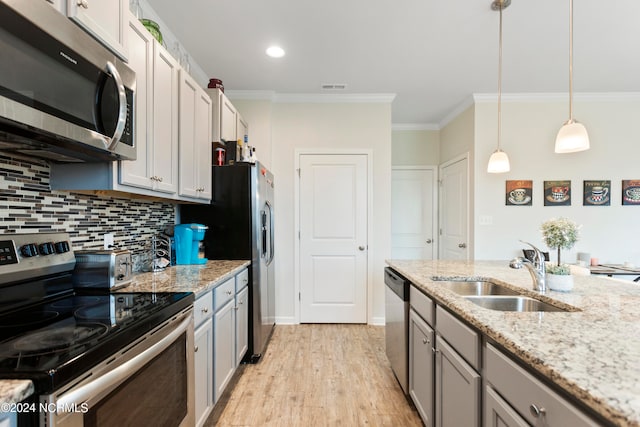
[0,233,194,396]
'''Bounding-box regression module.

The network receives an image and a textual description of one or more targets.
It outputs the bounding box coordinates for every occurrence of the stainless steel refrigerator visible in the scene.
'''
[180,162,275,363]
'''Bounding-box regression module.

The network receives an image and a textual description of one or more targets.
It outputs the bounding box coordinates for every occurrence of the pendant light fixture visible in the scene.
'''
[555,0,590,153]
[487,0,511,174]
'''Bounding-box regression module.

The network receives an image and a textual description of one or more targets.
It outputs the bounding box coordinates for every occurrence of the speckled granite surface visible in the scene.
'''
[0,380,33,405]
[386,259,640,427]
[116,260,250,297]
[0,260,249,406]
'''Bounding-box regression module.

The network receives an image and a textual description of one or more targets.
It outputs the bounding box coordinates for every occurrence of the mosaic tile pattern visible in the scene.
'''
[0,153,176,266]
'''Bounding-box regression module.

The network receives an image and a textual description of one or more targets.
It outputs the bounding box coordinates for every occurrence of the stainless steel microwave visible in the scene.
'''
[0,0,136,162]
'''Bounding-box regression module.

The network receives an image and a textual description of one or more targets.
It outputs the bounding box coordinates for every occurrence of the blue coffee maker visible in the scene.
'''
[174,224,208,265]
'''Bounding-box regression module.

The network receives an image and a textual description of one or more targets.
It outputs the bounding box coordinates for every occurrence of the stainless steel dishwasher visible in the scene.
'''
[384,267,410,394]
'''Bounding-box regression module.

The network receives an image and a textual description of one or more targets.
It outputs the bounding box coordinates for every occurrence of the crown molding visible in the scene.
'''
[273,93,396,103]
[392,123,440,131]
[473,92,640,103]
[438,95,475,129]
[224,90,277,101]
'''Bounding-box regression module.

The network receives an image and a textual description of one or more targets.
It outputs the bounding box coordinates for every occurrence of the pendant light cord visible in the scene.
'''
[497,4,503,150]
[568,0,574,121]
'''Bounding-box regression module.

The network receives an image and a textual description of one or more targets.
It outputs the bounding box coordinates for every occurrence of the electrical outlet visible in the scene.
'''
[479,215,493,226]
[103,233,114,249]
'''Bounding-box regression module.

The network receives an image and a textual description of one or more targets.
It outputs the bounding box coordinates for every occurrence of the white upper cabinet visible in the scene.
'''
[237,113,249,144]
[209,89,238,143]
[179,70,212,201]
[67,0,128,60]
[151,40,179,194]
[120,14,154,190]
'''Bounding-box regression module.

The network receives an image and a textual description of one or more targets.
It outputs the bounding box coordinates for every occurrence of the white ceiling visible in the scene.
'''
[146,0,640,126]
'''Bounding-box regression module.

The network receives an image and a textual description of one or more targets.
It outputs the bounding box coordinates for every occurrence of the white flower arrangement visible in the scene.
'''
[541,217,581,274]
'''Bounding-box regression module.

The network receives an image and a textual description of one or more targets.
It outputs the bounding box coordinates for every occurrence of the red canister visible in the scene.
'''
[208,78,224,92]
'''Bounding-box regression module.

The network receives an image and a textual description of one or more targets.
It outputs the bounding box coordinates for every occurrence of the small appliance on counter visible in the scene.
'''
[73,249,133,289]
[174,223,208,265]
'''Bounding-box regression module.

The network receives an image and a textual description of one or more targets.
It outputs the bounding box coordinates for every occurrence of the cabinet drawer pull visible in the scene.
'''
[194,346,199,352]
[201,307,209,314]
[529,404,546,418]
[226,290,232,295]
[77,0,88,8]
[422,338,430,345]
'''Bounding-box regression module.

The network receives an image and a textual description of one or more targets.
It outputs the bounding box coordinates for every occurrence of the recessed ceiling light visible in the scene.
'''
[266,46,285,58]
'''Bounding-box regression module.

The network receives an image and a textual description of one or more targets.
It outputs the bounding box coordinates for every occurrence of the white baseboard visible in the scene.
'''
[369,316,385,326]
[275,316,297,325]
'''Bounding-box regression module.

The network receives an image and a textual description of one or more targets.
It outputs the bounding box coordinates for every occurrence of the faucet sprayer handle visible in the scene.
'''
[519,240,545,264]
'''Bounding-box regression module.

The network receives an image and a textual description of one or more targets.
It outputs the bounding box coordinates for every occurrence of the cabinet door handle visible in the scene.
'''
[426,239,432,244]
[529,404,546,418]
[77,0,88,8]
[458,243,467,249]
[194,346,199,352]
[226,290,232,296]
[201,307,209,314]
[422,338,430,345]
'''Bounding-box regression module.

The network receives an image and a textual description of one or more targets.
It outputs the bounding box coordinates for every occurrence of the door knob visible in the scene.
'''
[426,239,432,244]
[458,243,467,249]
[358,246,365,251]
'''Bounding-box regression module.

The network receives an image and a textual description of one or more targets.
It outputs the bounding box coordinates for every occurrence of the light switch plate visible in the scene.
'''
[103,233,114,249]
[479,215,493,226]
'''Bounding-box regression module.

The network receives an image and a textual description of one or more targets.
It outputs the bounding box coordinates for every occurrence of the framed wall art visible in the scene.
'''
[622,180,640,205]
[584,180,610,206]
[544,180,571,206]
[506,180,532,206]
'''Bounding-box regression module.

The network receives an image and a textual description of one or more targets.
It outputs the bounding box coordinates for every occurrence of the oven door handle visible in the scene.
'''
[57,313,191,412]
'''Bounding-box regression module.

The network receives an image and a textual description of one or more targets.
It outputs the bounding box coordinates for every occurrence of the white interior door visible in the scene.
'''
[391,167,437,260]
[439,156,469,260]
[299,154,368,323]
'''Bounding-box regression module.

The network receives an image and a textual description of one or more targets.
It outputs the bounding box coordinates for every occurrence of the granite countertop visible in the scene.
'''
[386,259,640,427]
[116,259,250,297]
[0,260,250,407]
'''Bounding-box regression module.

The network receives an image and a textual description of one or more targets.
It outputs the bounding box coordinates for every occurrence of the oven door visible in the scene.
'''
[42,308,194,427]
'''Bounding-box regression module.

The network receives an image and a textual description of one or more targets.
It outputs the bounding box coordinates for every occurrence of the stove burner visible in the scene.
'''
[0,311,59,328]
[49,296,101,309]
[5,323,109,356]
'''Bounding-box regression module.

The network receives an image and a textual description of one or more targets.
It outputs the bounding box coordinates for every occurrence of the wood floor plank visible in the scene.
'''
[206,324,423,426]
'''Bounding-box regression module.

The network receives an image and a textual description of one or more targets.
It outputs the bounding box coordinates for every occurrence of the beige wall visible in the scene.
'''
[473,96,640,267]
[439,105,475,164]
[391,129,439,166]
[236,100,392,324]
[231,99,274,171]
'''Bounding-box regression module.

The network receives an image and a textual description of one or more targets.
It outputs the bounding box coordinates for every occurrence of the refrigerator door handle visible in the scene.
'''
[261,210,267,257]
[266,200,275,266]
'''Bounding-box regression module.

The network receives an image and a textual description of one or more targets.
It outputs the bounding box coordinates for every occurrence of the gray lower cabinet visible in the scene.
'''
[435,337,481,427]
[485,343,599,427]
[193,291,214,427]
[213,268,250,404]
[485,386,529,427]
[409,308,435,427]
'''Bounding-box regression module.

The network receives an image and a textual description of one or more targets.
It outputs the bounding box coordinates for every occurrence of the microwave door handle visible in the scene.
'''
[106,61,127,151]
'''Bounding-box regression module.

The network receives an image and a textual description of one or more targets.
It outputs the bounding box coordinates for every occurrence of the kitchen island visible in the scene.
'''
[0,260,249,410]
[387,259,640,427]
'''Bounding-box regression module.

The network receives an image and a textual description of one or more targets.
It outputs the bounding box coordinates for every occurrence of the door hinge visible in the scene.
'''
[439,228,443,236]
[298,231,300,239]
[438,179,443,186]
[298,292,301,301]
[297,168,301,177]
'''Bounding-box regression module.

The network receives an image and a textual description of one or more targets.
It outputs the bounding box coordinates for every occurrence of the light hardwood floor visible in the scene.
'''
[206,324,423,426]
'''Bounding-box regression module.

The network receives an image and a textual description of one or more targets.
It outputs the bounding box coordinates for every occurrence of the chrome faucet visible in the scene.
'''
[509,241,547,293]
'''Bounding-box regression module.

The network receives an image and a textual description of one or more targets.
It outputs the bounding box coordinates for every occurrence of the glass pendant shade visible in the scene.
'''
[555,119,590,153]
[487,149,511,173]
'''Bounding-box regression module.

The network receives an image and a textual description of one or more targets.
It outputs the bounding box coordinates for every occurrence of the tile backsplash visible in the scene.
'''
[0,153,176,266]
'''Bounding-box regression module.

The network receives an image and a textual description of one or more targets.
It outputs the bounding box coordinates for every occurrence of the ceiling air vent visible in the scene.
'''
[321,83,348,90]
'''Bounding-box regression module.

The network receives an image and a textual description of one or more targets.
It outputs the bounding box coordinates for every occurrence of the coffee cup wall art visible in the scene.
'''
[622,180,640,205]
[544,180,571,206]
[584,180,611,206]
[506,180,533,206]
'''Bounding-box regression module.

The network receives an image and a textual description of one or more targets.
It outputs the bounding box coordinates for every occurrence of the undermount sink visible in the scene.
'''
[433,278,575,312]
[434,280,521,296]
[464,296,569,312]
